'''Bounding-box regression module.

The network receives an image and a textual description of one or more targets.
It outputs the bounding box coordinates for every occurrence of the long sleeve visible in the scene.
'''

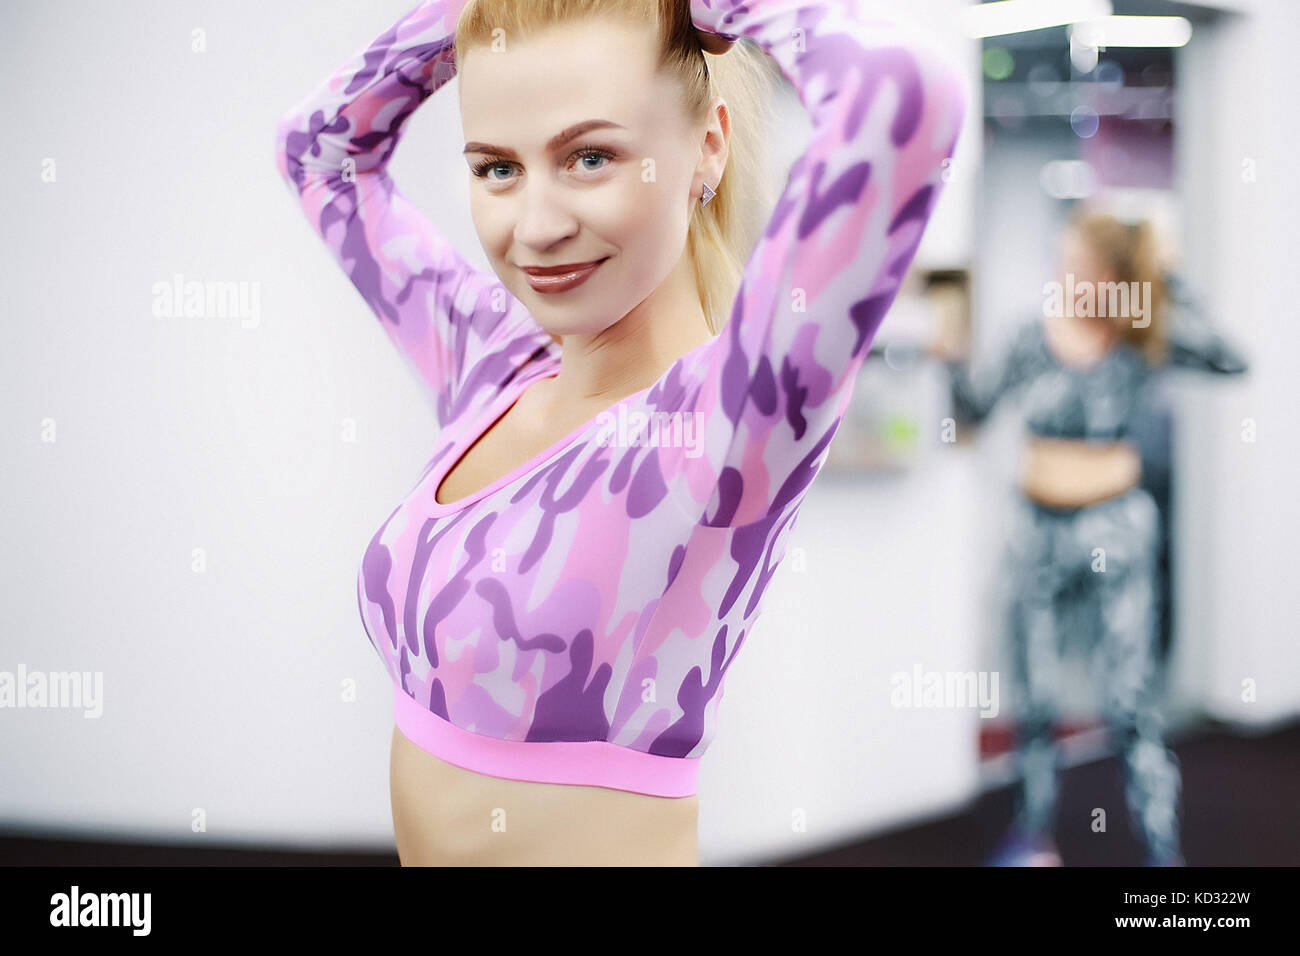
[669,0,967,527]
[1164,312,1250,375]
[1159,273,1249,374]
[274,0,548,428]
[944,318,1041,427]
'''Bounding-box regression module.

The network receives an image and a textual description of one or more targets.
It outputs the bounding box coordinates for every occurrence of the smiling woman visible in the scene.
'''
[464,119,621,293]
[454,11,758,356]
[274,0,965,866]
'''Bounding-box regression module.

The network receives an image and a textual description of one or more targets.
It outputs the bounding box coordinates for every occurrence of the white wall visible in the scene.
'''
[1169,0,1300,725]
[700,449,987,865]
[6,0,1290,864]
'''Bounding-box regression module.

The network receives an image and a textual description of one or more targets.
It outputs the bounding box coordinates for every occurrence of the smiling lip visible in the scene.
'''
[521,258,609,294]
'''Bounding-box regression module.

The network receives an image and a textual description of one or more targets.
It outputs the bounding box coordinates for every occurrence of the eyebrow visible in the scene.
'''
[462,119,627,159]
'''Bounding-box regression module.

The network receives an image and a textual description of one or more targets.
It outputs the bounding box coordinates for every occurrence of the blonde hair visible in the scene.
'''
[453,0,779,335]
[1067,206,1172,366]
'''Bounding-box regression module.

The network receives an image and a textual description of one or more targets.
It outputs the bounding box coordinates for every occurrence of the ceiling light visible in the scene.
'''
[963,0,1114,40]
[1071,16,1193,48]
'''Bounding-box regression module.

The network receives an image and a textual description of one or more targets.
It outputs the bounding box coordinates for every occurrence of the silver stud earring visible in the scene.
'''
[701,181,717,206]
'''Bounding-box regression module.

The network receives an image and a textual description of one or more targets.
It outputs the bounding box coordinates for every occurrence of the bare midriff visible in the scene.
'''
[389,726,700,866]
[1019,436,1141,509]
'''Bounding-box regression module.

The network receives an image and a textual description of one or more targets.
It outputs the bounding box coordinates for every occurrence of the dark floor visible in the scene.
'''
[780,718,1300,867]
[3,719,1297,866]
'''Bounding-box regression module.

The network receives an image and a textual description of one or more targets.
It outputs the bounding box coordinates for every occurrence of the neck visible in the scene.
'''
[547,247,715,404]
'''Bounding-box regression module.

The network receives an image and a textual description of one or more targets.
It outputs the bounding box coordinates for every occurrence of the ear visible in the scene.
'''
[694,96,730,202]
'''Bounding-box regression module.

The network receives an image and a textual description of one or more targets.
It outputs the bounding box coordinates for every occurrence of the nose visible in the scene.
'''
[512,177,580,251]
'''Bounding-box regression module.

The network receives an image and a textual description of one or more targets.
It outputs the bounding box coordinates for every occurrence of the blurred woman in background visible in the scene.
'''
[928,206,1250,866]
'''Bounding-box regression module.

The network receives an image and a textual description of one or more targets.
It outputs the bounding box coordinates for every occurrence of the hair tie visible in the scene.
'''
[696,29,737,55]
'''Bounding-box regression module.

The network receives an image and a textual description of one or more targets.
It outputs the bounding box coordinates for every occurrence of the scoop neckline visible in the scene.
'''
[426,334,720,516]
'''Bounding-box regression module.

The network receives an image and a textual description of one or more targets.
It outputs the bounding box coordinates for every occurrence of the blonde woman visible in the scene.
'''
[276,0,964,865]
[930,208,1250,866]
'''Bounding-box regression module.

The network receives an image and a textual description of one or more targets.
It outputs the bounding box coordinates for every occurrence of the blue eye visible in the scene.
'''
[470,146,616,183]
[471,159,514,180]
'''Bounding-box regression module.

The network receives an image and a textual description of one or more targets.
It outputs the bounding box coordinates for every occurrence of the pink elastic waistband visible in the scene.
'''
[392,681,700,798]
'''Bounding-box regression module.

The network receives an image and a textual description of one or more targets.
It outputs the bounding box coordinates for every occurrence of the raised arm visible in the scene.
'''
[1164,319,1250,374]
[944,317,1042,428]
[274,0,548,427]
[671,0,967,527]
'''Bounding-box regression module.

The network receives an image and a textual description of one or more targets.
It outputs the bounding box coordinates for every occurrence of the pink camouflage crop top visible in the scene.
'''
[274,0,966,796]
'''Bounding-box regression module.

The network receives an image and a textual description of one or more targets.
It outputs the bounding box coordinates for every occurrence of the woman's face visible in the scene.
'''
[1056,226,1112,288]
[457,17,724,337]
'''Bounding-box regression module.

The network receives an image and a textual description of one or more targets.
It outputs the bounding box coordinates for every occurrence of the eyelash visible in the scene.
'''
[470,144,616,182]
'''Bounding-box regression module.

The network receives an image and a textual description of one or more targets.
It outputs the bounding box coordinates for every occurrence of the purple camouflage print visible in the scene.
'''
[274,0,966,795]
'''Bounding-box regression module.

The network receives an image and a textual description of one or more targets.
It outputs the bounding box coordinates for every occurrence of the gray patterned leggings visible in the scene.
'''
[1005,485,1181,861]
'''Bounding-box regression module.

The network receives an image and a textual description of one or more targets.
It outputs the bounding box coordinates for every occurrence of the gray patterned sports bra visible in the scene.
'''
[944,311,1249,441]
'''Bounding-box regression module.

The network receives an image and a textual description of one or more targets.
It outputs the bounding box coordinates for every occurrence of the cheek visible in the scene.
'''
[469,193,512,255]
[470,170,691,322]
[1062,250,1089,282]
[595,177,687,276]
[470,197,532,308]
[1058,243,1077,277]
